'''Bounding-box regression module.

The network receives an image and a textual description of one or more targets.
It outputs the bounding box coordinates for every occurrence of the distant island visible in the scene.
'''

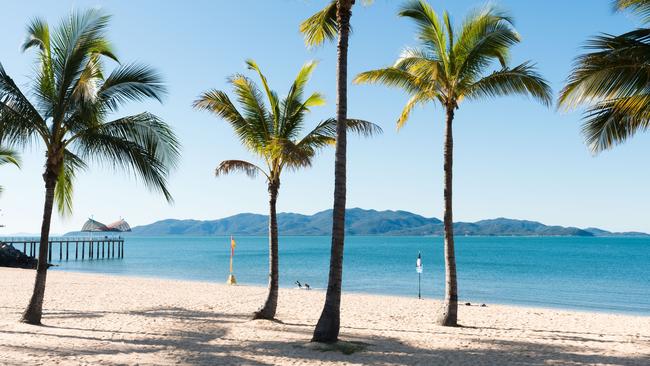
[66,208,649,237]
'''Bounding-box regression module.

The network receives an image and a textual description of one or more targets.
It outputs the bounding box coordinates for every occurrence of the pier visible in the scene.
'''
[0,236,125,261]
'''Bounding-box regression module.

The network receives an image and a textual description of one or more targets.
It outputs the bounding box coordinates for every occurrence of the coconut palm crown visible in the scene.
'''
[195,59,378,187]
[0,9,180,325]
[355,0,551,326]
[559,0,650,152]
[355,1,552,127]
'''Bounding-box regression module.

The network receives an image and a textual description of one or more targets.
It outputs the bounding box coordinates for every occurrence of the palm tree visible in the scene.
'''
[0,10,180,325]
[559,0,650,152]
[0,147,20,194]
[354,0,551,326]
[300,0,355,343]
[194,59,379,320]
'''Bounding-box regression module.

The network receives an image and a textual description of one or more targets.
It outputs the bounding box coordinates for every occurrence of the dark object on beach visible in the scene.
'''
[481,304,487,307]
[0,242,41,269]
[295,281,302,289]
[465,302,471,306]
[305,283,311,290]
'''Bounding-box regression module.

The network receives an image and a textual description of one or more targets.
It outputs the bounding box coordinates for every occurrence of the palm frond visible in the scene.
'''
[229,74,271,141]
[296,118,337,150]
[559,29,650,109]
[454,6,519,84]
[193,88,267,153]
[399,0,449,71]
[616,0,650,23]
[50,9,117,120]
[22,17,51,52]
[302,92,326,108]
[354,67,425,95]
[394,47,441,68]
[279,139,317,171]
[246,59,280,129]
[467,62,552,106]
[0,147,21,167]
[300,0,338,47]
[0,63,48,143]
[346,118,383,136]
[23,17,56,111]
[0,146,20,195]
[280,61,320,139]
[55,150,87,216]
[99,63,166,112]
[394,48,448,87]
[397,92,432,129]
[299,116,381,141]
[72,112,179,202]
[581,94,650,152]
[71,54,103,104]
[285,61,319,112]
[215,159,268,179]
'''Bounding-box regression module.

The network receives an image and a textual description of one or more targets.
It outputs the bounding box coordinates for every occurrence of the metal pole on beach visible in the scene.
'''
[416,251,423,299]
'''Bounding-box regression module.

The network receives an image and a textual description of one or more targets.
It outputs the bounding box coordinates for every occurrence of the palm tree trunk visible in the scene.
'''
[21,169,57,325]
[253,179,280,320]
[437,105,458,327]
[312,0,352,344]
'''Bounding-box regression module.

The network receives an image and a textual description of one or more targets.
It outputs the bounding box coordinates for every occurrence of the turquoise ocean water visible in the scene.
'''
[38,236,650,314]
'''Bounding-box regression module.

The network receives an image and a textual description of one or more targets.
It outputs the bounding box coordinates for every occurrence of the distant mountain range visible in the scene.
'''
[104,208,648,237]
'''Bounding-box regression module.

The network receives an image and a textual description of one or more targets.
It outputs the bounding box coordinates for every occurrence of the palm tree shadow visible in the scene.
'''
[3,306,648,365]
[270,320,648,365]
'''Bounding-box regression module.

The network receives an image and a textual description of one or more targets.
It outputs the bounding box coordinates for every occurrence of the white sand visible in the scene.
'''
[1,267,648,365]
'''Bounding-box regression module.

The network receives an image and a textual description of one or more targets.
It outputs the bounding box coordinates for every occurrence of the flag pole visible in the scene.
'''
[227,235,237,285]
[416,251,422,299]
[229,238,233,274]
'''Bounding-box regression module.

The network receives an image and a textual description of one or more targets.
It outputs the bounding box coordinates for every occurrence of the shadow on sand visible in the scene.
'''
[1,306,647,365]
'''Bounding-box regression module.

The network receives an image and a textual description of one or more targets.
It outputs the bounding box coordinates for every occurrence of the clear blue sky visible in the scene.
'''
[1,0,648,234]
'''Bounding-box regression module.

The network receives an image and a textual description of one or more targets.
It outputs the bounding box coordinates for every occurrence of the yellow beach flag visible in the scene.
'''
[229,236,236,272]
[227,236,237,285]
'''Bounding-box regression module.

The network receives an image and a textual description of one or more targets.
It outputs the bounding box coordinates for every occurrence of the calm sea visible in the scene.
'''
[39,236,650,314]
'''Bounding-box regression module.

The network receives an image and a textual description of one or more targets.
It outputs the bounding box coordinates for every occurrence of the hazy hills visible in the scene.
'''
[118,208,648,237]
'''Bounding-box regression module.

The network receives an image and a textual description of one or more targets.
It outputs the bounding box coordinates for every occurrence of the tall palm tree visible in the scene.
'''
[355,0,551,326]
[300,0,355,343]
[0,147,20,194]
[0,10,180,325]
[559,0,650,152]
[194,60,379,321]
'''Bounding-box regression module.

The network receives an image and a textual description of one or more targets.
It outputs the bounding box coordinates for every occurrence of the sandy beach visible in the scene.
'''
[1,267,648,365]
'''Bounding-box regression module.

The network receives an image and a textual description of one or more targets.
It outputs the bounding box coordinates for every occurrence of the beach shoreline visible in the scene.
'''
[43,266,649,317]
[2,267,649,365]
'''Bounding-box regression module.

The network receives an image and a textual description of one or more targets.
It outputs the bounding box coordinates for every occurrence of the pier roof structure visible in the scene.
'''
[81,218,131,232]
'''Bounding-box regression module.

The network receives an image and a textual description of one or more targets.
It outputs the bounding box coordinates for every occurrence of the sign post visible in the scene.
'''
[416,251,423,299]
